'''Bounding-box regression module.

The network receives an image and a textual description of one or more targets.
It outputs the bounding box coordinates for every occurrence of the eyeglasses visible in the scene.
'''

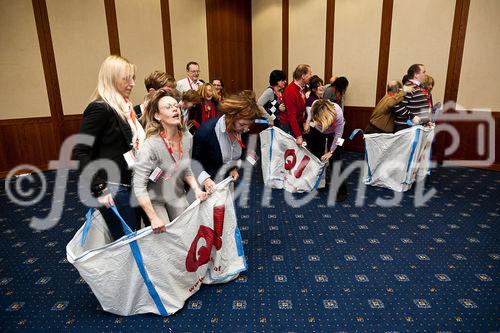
[160,103,179,111]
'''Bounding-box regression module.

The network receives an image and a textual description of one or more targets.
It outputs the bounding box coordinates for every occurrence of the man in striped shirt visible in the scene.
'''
[392,64,431,132]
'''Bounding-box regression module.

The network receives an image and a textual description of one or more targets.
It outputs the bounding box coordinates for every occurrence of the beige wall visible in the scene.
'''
[3,1,499,121]
[169,0,209,85]
[289,0,327,81]
[457,0,500,111]
[252,0,282,96]
[47,0,109,115]
[333,0,383,107]
[115,0,165,105]
[0,0,51,119]
[388,0,455,105]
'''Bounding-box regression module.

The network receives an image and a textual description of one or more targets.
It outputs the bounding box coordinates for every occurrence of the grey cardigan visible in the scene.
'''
[133,130,194,203]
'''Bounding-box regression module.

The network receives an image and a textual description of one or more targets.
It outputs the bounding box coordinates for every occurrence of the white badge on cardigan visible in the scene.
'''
[149,167,165,182]
[123,150,136,168]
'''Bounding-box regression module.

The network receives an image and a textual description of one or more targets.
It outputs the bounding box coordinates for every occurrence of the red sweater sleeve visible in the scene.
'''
[283,88,303,138]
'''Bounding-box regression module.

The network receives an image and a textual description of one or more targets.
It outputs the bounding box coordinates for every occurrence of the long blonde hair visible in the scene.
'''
[199,82,218,101]
[90,55,136,119]
[311,99,336,132]
[143,89,185,139]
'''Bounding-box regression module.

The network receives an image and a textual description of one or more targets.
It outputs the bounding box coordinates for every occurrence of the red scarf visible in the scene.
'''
[201,100,216,123]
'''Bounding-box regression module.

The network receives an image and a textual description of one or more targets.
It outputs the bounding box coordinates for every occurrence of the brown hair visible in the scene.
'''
[182,89,202,104]
[143,89,184,138]
[292,64,311,80]
[220,90,264,133]
[144,70,175,91]
[423,75,435,92]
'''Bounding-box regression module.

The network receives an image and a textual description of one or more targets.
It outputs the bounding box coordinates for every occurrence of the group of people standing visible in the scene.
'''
[257,65,349,200]
[73,54,435,243]
[73,56,261,239]
[366,63,436,134]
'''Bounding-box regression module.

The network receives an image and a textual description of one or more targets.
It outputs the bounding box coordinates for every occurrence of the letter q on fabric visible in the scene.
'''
[260,127,326,193]
[66,178,246,316]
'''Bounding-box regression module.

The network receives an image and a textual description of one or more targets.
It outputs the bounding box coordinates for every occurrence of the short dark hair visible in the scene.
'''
[292,64,311,80]
[407,64,424,79]
[402,74,410,85]
[308,75,324,92]
[186,61,199,71]
[269,70,287,86]
[331,76,349,95]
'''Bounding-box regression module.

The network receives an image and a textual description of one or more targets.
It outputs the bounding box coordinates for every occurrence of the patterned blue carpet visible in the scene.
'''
[0,152,499,332]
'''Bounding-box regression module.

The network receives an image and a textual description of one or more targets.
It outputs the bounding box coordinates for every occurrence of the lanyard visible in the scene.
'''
[231,132,246,149]
[126,98,140,152]
[188,78,199,91]
[159,131,183,180]
[273,86,283,103]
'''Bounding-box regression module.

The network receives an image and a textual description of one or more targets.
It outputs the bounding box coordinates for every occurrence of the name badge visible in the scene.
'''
[149,167,165,182]
[123,150,136,168]
[246,154,258,166]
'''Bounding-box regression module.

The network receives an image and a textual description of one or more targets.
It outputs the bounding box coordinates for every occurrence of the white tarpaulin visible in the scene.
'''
[363,125,435,192]
[259,127,326,193]
[66,178,246,316]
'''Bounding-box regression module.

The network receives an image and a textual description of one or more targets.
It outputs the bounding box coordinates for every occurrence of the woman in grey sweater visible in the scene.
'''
[133,89,208,234]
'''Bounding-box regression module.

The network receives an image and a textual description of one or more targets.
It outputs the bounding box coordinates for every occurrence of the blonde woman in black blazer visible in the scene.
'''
[73,55,146,240]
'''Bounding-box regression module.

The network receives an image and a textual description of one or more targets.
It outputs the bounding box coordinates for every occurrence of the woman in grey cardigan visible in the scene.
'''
[133,89,208,234]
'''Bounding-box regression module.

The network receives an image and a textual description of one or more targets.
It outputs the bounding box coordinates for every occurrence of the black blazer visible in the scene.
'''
[73,101,134,194]
[192,117,248,182]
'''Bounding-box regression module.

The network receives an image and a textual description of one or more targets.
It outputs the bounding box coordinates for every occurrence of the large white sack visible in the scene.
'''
[363,126,434,192]
[66,178,246,316]
[260,127,326,193]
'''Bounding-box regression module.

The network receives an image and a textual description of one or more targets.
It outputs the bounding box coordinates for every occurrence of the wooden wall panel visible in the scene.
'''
[333,0,383,107]
[206,0,253,94]
[289,0,327,80]
[251,0,282,95]
[0,0,51,120]
[0,118,59,177]
[46,0,109,116]
[456,0,500,110]
[169,0,209,84]
[115,0,165,104]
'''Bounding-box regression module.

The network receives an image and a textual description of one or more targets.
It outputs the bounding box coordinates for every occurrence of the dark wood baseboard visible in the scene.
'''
[0,115,83,178]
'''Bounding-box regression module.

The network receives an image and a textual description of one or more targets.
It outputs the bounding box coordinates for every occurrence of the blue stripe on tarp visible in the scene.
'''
[349,128,363,140]
[268,128,275,178]
[311,167,324,191]
[80,208,95,246]
[364,146,373,181]
[404,127,422,182]
[428,143,433,176]
[110,207,169,316]
[234,226,244,257]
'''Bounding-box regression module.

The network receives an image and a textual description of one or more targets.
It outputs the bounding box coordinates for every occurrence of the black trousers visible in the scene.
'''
[304,127,347,196]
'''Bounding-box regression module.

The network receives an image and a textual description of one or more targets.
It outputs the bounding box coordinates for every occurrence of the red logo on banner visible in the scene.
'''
[284,149,310,178]
[185,205,225,272]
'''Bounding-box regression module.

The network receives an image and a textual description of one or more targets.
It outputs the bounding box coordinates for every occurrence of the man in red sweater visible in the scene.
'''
[280,64,313,146]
